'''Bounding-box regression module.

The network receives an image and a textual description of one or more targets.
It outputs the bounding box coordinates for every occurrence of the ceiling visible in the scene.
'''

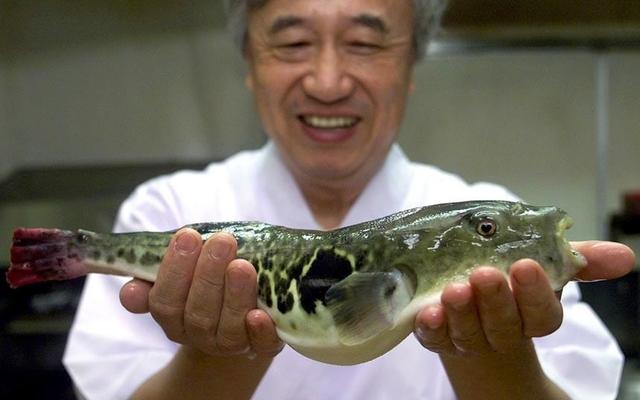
[1,0,640,57]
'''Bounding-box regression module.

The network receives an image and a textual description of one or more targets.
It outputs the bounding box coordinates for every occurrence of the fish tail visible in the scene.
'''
[7,228,171,288]
[7,228,88,288]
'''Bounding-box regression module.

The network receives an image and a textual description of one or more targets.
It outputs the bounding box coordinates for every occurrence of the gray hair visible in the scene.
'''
[223,0,447,61]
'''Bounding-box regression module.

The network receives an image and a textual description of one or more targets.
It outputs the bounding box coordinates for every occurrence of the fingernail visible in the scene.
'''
[415,326,427,339]
[514,267,538,286]
[228,267,248,292]
[175,232,199,254]
[209,239,231,260]
[476,280,501,295]
[450,298,469,311]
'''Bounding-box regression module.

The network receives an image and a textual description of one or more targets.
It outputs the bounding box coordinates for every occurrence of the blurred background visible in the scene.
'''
[0,0,639,398]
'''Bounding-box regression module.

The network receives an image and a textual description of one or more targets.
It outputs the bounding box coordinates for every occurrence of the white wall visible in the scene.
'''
[609,52,640,213]
[6,29,262,168]
[401,51,598,239]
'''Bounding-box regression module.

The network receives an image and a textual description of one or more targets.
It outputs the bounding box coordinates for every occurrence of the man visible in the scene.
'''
[64,0,635,399]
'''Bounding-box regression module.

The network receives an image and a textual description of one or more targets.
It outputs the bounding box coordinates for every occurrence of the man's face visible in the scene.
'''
[245,0,415,183]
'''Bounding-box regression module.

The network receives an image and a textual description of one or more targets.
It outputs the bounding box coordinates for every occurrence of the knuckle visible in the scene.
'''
[521,300,563,337]
[451,328,485,350]
[162,262,193,281]
[415,331,451,354]
[223,302,247,320]
[483,316,521,339]
[184,310,217,331]
[524,314,563,337]
[259,342,285,358]
[149,297,183,320]
[217,334,249,354]
[193,272,224,292]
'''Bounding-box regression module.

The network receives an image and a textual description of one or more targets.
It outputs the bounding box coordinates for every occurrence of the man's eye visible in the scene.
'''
[280,42,310,49]
[349,42,382,54]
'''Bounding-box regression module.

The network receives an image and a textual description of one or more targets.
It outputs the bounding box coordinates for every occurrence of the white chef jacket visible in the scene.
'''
[63,143,624,400]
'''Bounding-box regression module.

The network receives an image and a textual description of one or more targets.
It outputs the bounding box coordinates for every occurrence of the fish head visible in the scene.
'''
[395,201,586,291]
[457,201,586,290]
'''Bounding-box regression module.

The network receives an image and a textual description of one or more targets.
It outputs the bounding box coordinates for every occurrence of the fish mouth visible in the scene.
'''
[556,215,587,274]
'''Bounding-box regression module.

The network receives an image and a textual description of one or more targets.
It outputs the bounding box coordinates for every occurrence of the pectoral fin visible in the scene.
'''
[325,269,415,346]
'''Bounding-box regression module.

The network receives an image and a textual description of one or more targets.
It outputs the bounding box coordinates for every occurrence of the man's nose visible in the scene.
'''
[302,47,355,103]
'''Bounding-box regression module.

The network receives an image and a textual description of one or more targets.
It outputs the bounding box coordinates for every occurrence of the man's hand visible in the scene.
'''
[412,240,634,400]
[119,228,284,359]
[413,240,635,356]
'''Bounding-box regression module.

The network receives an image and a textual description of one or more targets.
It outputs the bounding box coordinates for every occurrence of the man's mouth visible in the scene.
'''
[301,115,359,129]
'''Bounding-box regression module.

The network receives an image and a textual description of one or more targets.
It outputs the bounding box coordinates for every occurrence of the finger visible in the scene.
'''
[216,259,258,354]
[184,233,236,350]
[414,304,457,356]
[246,309,284,358]
[571,241,635,281]
[510,260,563,337]
[442,282,491,354]
[470,267,523,352]
[120,279,152,314]
[148,228,202,343]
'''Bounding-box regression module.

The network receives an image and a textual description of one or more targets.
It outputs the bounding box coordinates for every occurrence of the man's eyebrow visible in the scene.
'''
[269,15,305,34]
[351,13,388,34]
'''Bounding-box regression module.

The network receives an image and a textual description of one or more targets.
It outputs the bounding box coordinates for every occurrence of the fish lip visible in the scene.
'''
[557,215,587,272]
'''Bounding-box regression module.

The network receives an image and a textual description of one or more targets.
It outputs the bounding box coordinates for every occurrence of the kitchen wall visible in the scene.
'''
[403,51,599,239]
[1,27,638,240]
[610,52,640,213]
[4,31,263,169]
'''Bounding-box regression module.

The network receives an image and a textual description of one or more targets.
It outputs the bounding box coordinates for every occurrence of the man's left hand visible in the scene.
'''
[414,240,635,355]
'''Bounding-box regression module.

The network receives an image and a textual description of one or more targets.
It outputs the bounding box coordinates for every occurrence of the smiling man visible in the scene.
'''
[63,1,635,399]
[244,0,417,228]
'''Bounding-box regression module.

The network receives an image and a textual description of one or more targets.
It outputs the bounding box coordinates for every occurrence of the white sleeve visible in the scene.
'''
[534,282,624,400]
[63,178,183,400]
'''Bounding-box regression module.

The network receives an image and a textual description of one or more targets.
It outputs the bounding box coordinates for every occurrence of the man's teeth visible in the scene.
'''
[303,116,357,129]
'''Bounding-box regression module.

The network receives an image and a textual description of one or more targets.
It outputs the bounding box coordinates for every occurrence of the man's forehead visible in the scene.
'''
[267,13,390,34]
[249,0,412,32]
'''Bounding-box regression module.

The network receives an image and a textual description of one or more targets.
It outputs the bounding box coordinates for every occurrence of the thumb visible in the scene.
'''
[119,278,153,314]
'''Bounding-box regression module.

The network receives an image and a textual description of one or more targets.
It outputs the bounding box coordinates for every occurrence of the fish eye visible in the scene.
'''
[476,219,497,237]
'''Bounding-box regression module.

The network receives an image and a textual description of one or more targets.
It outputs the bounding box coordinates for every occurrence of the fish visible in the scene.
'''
[6,200,586,365]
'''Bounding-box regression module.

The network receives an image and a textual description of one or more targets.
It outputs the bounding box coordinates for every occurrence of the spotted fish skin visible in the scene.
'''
[7,200,586,365]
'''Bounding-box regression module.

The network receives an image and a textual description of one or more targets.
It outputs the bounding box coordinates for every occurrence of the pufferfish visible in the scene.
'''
[6,200,586,365]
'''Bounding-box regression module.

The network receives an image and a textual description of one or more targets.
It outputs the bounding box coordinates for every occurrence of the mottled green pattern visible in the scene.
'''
[74,200,585,365]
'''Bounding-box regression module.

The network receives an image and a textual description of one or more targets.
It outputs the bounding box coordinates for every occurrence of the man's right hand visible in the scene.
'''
[119,228,284,358]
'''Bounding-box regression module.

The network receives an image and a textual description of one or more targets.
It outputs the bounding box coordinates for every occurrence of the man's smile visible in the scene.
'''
[300,115,360,129]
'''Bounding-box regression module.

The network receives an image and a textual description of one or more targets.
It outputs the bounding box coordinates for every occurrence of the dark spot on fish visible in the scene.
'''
[90,250,101,260]
[287,254,308,283]
[262,251,274,271]
[299,249,352,314]
[290,321,297,330]
[117,248,125,258]
[106,254,116,264]
[277,291,295,314]
[258,273,273,308]
[125,248,137,264]
[274,275,293,313]
[354,251,367,271]
[140,251,160,266]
